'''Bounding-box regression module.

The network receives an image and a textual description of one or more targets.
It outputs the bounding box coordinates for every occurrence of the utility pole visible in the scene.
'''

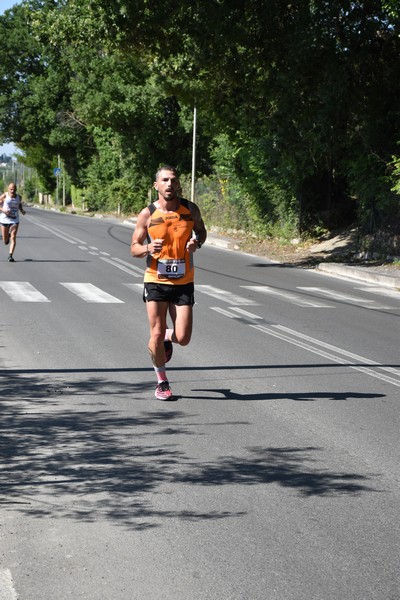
[62,158,66,207]
[191,106,197,203]
[55,155,61,205]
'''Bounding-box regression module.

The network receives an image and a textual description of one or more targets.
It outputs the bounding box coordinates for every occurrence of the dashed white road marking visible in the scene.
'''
[228,307,263,319]
[197,285,258,305]
[242,285,333,307]
[0,281,50,302]
[210,306,263,322]
[60,283,124,303]
[210,307,242,319]
[100,256,143,277]
[106,256,144,274]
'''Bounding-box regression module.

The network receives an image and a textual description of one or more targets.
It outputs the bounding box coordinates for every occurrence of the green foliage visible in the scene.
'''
[390,155,400,196]
[1,0,399,237]
[206,133,298,236]
[193,176,244,234]
[78,128,150,214]
[70,185,86,210]
[22,177,37,201]
[346,152,399,232]
[17,145,58,192]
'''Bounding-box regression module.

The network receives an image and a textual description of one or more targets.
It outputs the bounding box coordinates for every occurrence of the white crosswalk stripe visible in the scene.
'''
[241,285,333,307]
[298,286,375,303]
[298,286,392,309]
[0,568,18,600]
[1,280,398,309]
[60,283,124,303]
[0,281,50,302]
[356,286,400,299]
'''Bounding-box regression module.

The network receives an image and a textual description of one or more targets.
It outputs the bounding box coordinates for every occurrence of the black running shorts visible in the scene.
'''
[143,282,195,306]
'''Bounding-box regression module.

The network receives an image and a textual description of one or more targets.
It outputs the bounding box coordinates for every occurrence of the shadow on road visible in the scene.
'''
[190,387,385,402]
[0,369,381,530]
[175,445,375,497]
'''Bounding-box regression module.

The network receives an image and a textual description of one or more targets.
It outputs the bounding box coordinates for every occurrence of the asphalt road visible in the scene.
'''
[0,208,399,600]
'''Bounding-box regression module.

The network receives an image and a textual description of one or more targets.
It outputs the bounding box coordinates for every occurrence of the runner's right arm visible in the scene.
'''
[131,207,151,258]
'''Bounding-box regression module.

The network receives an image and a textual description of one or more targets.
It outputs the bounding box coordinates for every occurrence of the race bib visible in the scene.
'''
[157,259,186,279]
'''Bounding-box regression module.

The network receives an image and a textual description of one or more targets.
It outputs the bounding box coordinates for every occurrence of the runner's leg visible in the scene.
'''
[1,224,10,245]
[163,303,176,362]
[171,304,193,346]
[168,303,177,333]
[146,300,174,399]
[9,224,18,255]
[146,300,169,367]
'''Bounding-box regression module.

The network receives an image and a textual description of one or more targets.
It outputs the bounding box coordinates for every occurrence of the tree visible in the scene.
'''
[2,0,399,234]
[0,2,95,192]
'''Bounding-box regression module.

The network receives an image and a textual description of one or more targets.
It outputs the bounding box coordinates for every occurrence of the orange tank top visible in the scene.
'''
[144,199,195,285]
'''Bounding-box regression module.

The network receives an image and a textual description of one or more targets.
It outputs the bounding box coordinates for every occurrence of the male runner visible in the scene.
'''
[0,182,26,262]
[131,165,207,400]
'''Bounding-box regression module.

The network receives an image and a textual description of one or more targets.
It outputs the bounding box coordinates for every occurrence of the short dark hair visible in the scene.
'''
[155,165,178,181]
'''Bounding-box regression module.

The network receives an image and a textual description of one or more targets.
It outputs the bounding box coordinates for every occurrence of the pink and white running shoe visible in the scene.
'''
[155,380,174,401]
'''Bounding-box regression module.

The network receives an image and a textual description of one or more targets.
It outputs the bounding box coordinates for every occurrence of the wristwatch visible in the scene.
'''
[196,239,202,249]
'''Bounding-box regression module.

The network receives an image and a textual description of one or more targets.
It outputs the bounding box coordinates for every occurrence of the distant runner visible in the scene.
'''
[0,182,26,262]
[131,165,207,400]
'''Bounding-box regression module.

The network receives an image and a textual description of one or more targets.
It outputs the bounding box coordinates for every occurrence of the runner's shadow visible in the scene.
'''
[22,259,88,263]
[190,388,385,402]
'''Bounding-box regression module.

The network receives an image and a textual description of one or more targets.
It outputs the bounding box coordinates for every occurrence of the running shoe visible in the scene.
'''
[8,255,14,262]
[155,380,174,401]
[164,340,173,363]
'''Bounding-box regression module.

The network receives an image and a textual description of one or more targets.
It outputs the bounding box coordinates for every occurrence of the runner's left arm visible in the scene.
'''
[186,203,207,252]
[19,197,26,215]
